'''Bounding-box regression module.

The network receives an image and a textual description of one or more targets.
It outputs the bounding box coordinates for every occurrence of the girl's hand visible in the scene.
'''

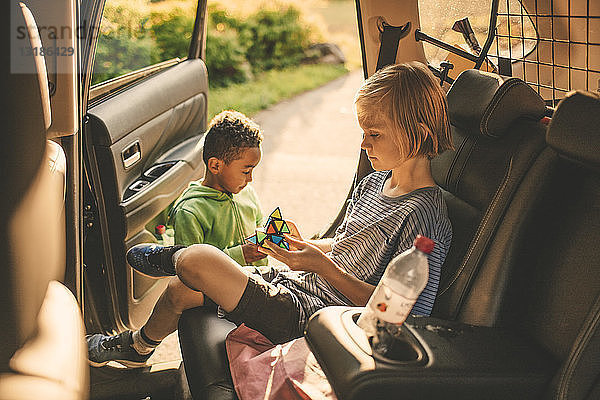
[258,234,336,276]
[284,220,303,241]
[260,234,376,306]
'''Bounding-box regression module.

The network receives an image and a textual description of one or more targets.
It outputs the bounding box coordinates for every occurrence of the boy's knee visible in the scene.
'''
[175,244,224,285]
[178,244,221,267]
[163,277,203,312]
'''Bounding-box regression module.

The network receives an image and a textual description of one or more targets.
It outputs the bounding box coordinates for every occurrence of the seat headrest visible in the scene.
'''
[547,91,600,170]
[447,70,546,138]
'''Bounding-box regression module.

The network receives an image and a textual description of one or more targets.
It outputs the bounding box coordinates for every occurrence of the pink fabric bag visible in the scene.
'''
[226,324,337,400]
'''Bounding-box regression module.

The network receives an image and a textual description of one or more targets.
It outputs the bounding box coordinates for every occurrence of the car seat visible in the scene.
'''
[500,90,600,399]
[430,69,548,324]
[0,3,87,399]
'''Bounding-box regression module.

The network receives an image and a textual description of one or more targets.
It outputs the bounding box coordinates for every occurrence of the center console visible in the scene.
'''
[305,307,556,400]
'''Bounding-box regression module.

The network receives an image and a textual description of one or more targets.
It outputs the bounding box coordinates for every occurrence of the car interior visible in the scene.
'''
[1,3,87,400]
[2,0,599,399]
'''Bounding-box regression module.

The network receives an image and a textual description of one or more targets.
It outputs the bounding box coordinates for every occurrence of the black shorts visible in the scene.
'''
[223,265,304,344]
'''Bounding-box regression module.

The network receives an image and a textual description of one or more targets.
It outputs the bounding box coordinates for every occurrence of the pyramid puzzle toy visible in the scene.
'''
[246,207,290,250]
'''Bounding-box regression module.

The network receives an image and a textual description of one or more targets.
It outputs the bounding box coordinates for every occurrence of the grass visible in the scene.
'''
[208,63,349,119]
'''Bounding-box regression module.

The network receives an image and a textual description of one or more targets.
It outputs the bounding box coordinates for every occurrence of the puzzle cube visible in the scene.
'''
[246,207,290,250]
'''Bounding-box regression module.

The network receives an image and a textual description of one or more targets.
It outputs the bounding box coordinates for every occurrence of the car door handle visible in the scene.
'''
[122,141,141,169]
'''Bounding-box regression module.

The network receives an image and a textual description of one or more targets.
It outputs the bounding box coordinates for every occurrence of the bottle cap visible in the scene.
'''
[155,224,166,235]
[414,235,435,254]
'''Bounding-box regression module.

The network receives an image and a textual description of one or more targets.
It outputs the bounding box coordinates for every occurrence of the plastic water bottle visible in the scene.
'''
[155,224,174,246]
[357,235,434,351]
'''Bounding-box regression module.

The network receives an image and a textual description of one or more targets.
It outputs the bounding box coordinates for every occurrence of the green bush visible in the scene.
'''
[205,30,252,87]
[208,5,242,31]
[238,7,311,72]
[92,5,156,84]
[150,10,194,62]
[92,3,317,88]
[149,7,252,88]
[93,31,156,84]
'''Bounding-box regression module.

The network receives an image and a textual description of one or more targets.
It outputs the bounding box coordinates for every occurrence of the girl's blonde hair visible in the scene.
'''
[355,62,454,159]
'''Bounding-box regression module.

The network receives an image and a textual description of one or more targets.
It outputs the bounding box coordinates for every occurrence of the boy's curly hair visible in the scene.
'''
[202,110,263,164]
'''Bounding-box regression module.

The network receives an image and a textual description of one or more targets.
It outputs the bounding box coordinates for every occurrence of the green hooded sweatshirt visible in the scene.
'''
[167,180,267,266]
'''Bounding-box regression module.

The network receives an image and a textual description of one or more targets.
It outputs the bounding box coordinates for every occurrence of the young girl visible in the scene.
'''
[126,61,454,345]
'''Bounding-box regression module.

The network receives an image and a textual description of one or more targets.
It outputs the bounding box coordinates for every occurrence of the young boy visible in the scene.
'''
[87,110,267,367]
[122,62,454,346]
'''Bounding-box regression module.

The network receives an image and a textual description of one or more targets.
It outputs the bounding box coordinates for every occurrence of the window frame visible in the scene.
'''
[86,0,207,103]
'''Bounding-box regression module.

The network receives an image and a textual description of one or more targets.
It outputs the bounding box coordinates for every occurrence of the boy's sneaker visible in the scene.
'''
[126,244,186,278]
[87,331,153,368]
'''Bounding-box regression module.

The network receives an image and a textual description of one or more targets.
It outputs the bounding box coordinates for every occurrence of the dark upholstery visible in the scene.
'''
[431,69,547,323]
[447,69,546,138]
[546,90,600,169]
[500,91,600,399]
[457,90,600,398]
[179,307,238,400]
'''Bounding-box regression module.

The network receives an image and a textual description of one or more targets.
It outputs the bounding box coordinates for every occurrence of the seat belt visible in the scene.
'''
[328,21,413,239]
[375,21,411,71]
[375,21,454,86]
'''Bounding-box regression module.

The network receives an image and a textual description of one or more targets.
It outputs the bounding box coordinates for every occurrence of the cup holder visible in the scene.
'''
[346,311,427,365]
[369,333,422,363]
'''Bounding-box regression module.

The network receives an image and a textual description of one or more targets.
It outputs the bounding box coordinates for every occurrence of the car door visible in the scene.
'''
[82,0,208,333]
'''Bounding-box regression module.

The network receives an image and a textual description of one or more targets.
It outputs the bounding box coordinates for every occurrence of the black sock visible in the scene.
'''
[140,326,162,347]
[147,245,186,275]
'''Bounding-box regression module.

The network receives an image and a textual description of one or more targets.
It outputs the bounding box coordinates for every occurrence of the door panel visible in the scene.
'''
[85,59,208,330]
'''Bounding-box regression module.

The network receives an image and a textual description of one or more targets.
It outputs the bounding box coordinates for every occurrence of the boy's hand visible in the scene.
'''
[242,243,267,263]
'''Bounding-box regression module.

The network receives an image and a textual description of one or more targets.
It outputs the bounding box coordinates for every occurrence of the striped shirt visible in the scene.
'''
[268,171,452,331]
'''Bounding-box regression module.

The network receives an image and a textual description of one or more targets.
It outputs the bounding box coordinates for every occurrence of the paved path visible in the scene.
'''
[252,69,364,237]
[148,68,365,366]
